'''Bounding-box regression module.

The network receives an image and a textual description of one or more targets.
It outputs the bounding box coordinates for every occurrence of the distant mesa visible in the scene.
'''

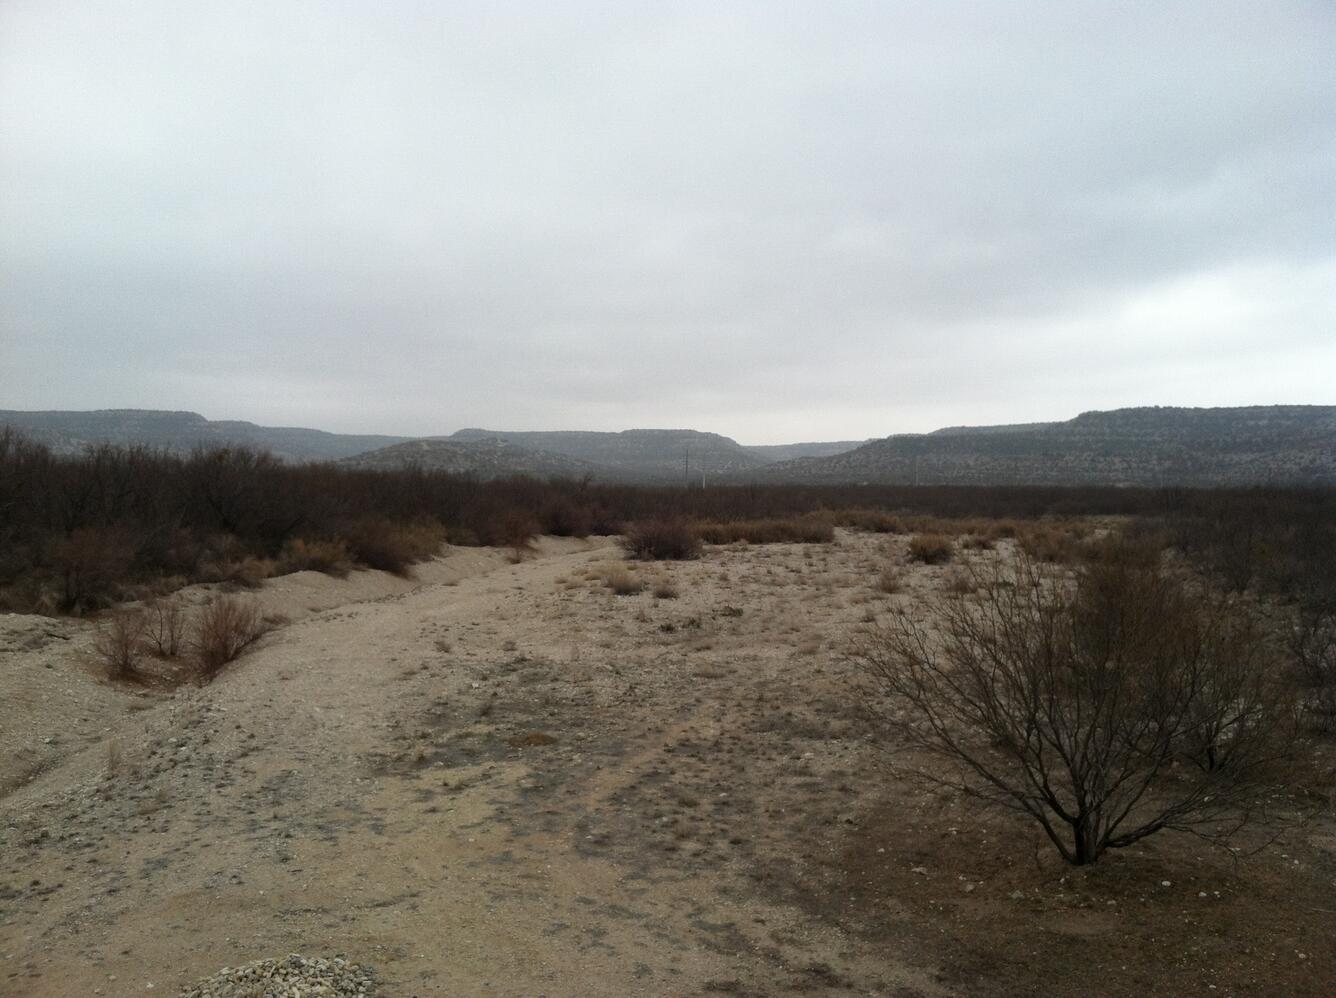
[0,408,411,463]
[3,405,1333,486]
[747,405,1336,487]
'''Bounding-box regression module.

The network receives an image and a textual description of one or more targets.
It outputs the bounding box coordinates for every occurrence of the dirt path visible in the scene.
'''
[0,537,947,997]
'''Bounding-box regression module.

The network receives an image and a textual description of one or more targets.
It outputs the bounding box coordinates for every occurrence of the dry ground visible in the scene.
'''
[1,529,1333,997]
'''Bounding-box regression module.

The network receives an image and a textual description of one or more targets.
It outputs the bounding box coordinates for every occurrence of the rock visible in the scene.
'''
[179,953,375,997]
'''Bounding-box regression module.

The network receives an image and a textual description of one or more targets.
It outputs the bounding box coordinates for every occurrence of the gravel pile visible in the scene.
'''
[179,954,376,997]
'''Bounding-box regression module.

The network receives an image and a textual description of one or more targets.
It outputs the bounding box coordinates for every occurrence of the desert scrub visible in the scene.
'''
[621,518,702,560]
[907,533,954,564]
[695,516,834,545]
[190,595,266,680]
[92,608,146,681]
[600,564,645,595]
[278,537,353,578]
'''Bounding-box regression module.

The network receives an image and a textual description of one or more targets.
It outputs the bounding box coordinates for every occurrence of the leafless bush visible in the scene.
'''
[1292,609,1336,733]
[850,550,1301,865]
[142,597,187,657]
[93,608,146,681]
[49,528,135,612]
[652,577,680,599]
[190,595,266,680]
[621,518,702,560]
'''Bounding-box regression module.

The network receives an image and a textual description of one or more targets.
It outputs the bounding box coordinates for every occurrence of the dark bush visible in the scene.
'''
[907,533,953,564]
[342,517,445,575]
[695,516,834,545]
[622,518,702,560]
[852,548,1303,865]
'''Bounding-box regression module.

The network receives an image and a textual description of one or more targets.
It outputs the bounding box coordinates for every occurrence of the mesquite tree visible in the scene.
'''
[851,548,1300,865]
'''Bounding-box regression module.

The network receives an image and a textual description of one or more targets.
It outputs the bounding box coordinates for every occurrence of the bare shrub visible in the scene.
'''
[190,595,266,680]
[142,597,187,657]
[652,577,680,599]
[1292,609,1336,733]
[49,528,134,612]
[907,533,953,564]
[278,538,352,578]
[93,608,146,681]
[622,519,702,560]
[850,551,1301,865]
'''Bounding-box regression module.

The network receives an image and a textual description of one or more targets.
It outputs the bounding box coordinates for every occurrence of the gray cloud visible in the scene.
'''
[3,1,1334,442]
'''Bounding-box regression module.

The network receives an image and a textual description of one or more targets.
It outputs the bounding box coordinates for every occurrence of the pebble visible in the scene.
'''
[179,953,375,997]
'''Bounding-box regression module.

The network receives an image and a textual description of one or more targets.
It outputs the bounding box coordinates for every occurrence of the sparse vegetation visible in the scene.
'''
[907,533,954,564]
[142,597,187,657]
[851,546,1303,865]
[92,608,146,681]
[621,518,702,560]
[189,595,266,680]
[695,516,834,545]
[600,565,645,596]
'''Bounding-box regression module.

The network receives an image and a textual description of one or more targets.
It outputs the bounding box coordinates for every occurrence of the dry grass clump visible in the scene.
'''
[190,595,266,680]
[651,577,680,599]
[342,517,446,575]
[696,516,834,545]
[621,518,702,560]
[1017,524,1084,563]
[907,533,954,564]
[941,566,977,595]
[876,565,904,594]
[600,564,645,596]
[278,537,353,577]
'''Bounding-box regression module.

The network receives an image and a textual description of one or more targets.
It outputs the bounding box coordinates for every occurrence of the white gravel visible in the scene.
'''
[179,953,376,997]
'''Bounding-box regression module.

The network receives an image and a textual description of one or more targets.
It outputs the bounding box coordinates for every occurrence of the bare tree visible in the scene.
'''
[850,549,1301,865]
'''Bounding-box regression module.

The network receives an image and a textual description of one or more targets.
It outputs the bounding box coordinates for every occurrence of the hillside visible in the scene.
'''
[0,409,412,462]
[449,428,766,481]
[340,437,607,480]
[744,439,868,463]
[747,406,1336,486]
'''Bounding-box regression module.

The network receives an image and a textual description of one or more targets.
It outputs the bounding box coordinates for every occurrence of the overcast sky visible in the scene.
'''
[2,2,1333,443]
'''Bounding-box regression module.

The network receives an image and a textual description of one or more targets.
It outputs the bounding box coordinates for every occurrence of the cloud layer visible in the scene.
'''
[3,1,1333,442]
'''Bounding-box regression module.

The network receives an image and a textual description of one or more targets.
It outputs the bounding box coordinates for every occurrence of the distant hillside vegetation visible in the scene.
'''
[449,428,765,481]
[0,409,411,462]
[340,438,607,480]
[746,406,1336,486]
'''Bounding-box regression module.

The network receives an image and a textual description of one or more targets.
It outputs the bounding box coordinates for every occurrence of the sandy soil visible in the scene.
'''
[1,530,1333,997]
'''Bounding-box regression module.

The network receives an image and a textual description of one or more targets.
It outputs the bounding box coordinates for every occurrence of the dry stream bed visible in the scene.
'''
[2,531,1333,997]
